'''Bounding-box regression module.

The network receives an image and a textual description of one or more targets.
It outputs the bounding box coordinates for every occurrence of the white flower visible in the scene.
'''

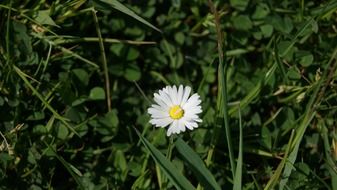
[147,85,202,136]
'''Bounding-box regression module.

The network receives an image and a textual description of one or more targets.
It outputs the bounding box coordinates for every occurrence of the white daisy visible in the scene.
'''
[147,85,202,136]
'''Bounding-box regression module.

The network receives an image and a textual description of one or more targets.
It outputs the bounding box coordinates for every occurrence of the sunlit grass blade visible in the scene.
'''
[94,0,161,33]
[233,105,243,190]
[264,130,295,190]
[175,138,221,190]
[229,63,277,116]
[14,66,80,137]
[322,126,337,190]
[134,128,196,190]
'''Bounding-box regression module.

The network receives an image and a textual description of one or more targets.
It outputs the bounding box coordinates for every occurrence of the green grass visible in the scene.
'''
[1,0,337,189]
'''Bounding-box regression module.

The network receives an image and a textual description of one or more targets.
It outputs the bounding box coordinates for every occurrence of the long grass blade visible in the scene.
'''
[91,8,111,112]
[233,105,243,190]
[134,128,196,190]
[14,66,80,137]
[264,130,295,190]
[322,126,337,190]
[279,47,337,190]
[43,141,84,189]
[94,0,161,33]
[175,138,221,190]
[208,0,236,178]
[229,63,277,116]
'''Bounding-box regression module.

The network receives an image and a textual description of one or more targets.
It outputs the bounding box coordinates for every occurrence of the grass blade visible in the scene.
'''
[134,128,196,190]
[91,8,111,112]
[229,63,277,116]
[14,66,80,137]
[233,105,243,190]
[208,0,236,178]
[94,0,161,33]
[43,141,84,189]
[264,130,295,190]
[175,138,221,190]
[322,126,337,190]
[279,46,337,190]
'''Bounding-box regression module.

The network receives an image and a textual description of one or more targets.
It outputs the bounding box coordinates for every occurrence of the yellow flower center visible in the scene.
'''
[169,105,184,119]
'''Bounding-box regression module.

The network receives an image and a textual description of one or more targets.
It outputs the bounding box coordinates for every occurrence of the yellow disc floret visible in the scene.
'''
[169,105,184,119]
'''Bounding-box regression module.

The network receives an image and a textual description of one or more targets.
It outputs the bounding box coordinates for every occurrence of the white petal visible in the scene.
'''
[148,108,169,118]
[185,106,202,115]
[158,90,174,106]
[167,120,179,136]
[182,93,201,109]
[178,119,186,132]
[151,104,165,111]
[162,86,169,94]
[154,93,171,107]
[177,85,184,105]
[186,121,198,129]
[173,85,179,103]
[154,95,169,109]
[167,120,178,136]
[167,127,173,136]
[169,85,178,105]
[180,86,191,107]
[150,118,173,128]
[184,121,194,130]
[194,118,202,122]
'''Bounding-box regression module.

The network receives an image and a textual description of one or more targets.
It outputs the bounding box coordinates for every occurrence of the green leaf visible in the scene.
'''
[99,110,119,128]
[261,127,272,150]
[126,47,140,61]
[174,32,185,45]
[252,3,270,19]
[124,64,141,81]
[260,24,273,38]
[72,69,89,86]
[175,138,221,190]
[34,10,59,27]
[134,128,196,190]
[56,124,69,140]
[232,15,252,31]
[299,54,314,67]
[89,87,106,100]
[94,0,161,33]
[287,67,301,80]
[230,0,249,11]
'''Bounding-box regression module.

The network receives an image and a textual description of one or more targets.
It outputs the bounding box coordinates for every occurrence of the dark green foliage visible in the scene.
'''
[0,0,337,189]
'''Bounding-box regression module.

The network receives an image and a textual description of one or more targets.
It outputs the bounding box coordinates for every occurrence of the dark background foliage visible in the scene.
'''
[0,0,337,189]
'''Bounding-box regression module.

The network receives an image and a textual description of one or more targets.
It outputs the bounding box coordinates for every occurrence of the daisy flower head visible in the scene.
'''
[147,85,202,136]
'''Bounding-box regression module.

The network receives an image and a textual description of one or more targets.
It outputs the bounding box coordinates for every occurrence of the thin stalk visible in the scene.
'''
[162,136,175,189]
[208,0,236,178]
[92,8,111,112]
[5,0,12,66]
[54,37,156,45]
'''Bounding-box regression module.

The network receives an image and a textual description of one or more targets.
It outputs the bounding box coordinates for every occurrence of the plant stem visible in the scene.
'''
[92,8,111,112]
